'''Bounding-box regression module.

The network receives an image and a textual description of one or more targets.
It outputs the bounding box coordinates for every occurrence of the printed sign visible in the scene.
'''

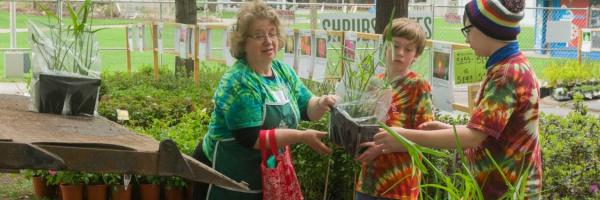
[453,48,487,85]
[431,42,454,112]
[320,10,433,38]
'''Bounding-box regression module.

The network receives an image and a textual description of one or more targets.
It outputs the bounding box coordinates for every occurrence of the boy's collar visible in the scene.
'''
[485,42,520,70]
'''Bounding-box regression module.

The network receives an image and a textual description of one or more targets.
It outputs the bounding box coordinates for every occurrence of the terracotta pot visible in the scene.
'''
[32,176,57,198]
[164,187,183,200]
[60,184,83,200]
[186,186,193,200]
[86,184,107,200]
[111,185,132,200]
[139,184,160,200]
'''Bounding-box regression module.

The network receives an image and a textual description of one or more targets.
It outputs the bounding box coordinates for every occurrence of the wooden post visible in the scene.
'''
[310,0,317,30]
[194,25,200,86]
[467,83,480,113]
[126,26,132,75]
[152,22,159,81]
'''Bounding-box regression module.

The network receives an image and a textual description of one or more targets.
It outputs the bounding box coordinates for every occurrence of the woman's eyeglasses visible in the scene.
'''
[248,32,278,42]
[461,25,474,38]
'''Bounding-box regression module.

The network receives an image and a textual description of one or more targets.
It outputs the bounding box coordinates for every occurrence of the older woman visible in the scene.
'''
[192,1,335,199]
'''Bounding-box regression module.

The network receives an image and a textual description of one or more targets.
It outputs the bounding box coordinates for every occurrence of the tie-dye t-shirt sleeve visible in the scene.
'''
[467,68,517,139]
[217,75,264,130]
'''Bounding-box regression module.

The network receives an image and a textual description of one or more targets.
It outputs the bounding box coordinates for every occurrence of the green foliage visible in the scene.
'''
[543,61,594,87]
[82,173,105,185]
[164,176,187,189]
[102,173,122,186]
[136,175,163,185]
[540,112,600,199]
[55,171,84,185]
[99,64,225,128]
[97,60,600,199]
[294,116,358,200]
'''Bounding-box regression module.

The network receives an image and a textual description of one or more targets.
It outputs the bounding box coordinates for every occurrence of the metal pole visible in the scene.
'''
[10,0,17,49]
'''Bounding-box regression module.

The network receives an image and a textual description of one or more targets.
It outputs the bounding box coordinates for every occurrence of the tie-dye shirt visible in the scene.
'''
[202,59,313,160]
[356,71,433,199]
[466,52,542,199]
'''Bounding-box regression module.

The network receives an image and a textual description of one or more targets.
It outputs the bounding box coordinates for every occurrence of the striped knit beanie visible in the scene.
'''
[464,0,525,41]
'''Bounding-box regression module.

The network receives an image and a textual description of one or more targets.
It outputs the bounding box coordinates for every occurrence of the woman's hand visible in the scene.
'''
[417,121,452,130]
[317,95,336,112]
[301,129,332,155]
[355,141,384,163]
[373,127,408,153]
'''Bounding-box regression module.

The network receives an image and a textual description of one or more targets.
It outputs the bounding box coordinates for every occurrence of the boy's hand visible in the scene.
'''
[355,141,384,163]
[373,128,407,153]
[418,121,452,130]
[302,129,332,155]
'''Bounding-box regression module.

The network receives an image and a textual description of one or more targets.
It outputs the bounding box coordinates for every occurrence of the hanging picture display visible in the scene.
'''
[312,30,328,82]
[297,29,313,79]
[127,24,134,52]
[431,42,454,112]
[186,26,195,59]
[179,25,188,59]
[198,25,208,60]
[157,23,163,55]
[373,35,385,75]
[136,23,144,51]
[223,27,236,66]
[173,25,180,55]
[283,29,296,70]
[343,31,357,71]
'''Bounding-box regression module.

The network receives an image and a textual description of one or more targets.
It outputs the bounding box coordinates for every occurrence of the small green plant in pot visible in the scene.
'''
[23,169,58,199]
[83,173,107,200]
[104,173,132,200]
[137,175,162,200]
[56,171,84,200]
[28,0,103,116]
[164,176,186,200]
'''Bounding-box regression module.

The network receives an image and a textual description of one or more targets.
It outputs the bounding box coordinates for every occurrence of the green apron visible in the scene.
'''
[206,70,300,200]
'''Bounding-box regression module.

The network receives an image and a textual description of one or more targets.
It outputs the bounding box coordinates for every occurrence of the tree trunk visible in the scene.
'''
[175,0,197,77]
[375,0,409,34]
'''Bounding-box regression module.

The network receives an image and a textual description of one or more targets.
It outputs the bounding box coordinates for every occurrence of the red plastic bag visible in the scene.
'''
[260,129,303,200]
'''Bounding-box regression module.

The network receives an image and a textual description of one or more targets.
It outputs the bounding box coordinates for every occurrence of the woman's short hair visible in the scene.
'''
[382,18,427,56]
[229,0,286,59]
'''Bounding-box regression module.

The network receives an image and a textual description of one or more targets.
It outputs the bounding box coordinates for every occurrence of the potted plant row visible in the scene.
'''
[23,170,191,200]
[28,0,103,116]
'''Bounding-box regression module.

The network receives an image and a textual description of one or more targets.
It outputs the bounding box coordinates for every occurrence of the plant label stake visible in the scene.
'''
[123,173,131,190]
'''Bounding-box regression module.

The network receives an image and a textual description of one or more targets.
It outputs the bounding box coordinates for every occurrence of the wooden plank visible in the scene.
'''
[425,40,470,50]
[0,94,249,191]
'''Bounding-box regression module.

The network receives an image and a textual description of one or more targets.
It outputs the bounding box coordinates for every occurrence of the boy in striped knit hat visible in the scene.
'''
[371,0,543,199]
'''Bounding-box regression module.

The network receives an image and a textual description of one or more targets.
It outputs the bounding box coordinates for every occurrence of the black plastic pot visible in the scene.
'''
[329,106,379,157]
[540,86,552,99]
[37,73,101,116]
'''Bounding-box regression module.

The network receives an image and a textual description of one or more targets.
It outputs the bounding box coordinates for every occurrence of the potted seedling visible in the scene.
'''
[137,175,162,200]
[23,169,58,199]
[28,0,103,116]
[164,176,186,200]
[83,172,108,200]
[104,173,132,200]
[57,171,84,200]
